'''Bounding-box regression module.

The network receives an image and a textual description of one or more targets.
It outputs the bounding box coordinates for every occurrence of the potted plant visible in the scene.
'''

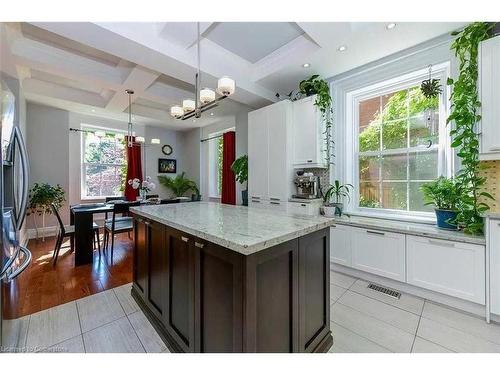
[128,176,156,200]
[322,180,353,217]
[28,183,66,241]
[420,177,462,230]
[231,155,248,206]
[158,172,200,200]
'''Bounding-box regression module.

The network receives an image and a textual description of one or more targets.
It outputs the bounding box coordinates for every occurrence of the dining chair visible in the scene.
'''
[146,194,159,199]
[105,196,126,220]
[51,204,101,266]
[103,201,140,263]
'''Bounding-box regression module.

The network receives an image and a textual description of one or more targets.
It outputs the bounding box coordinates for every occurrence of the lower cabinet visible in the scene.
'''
[489,218,500,314]
[407,235,485,304]
[330,225,352,266]
[351,227,406,282]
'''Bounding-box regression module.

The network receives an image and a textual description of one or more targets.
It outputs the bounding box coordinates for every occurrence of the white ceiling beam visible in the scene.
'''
[158,22,213,49]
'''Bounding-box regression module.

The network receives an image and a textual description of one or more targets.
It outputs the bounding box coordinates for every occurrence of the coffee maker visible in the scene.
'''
[293,174,320,199]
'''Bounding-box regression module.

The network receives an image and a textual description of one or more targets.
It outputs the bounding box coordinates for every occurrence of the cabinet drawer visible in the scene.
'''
[490,219,500,314]
[330,225,352,267]
[351,228,405,281]
[407,235,485,304]
[287,202,320,216]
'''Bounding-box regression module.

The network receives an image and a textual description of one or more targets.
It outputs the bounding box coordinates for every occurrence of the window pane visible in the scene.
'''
[409,182,433,213]
[409,150,438,180]
[382,89,408,122]
[381,153,407,180]
[85,165,124,197]
[359,97,381,152]
[359,156,380,181]
[382,119,407,150]
[381,182,407,210]
[84,133,126,165]
[409,114,439,147]
[408,86,439,116]
[359,182,380,208]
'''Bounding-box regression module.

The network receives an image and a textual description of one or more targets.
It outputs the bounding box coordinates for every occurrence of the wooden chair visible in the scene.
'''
[103,201,140,262]
[51,204,101,266]
[105,196,126,220]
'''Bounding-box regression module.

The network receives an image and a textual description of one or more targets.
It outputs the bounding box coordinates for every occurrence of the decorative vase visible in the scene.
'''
[139,189,147,201]
[435,209,458,230]
[242,189,248,206]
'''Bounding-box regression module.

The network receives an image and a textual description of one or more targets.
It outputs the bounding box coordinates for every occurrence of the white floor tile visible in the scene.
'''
[422,301,500,345]
[1,316,29,352]
[330,271,357,289]
[128,310,166,353]
[411,337,453,353]
[114,283,139,315]
[26,301,81,350]
[83,317,145,353]
[42,335,85,353]
[330,321,390,353]
[77,289,125,332]
[338,290,420,334]
[349,279,424,315]
[331,302,414,352]
[330,284,347,303]
[417,317,500,353]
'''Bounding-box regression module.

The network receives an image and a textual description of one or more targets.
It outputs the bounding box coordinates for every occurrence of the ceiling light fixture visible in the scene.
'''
[170,22,235,120]
[125,89,161,147]
[337,45,347,52]
[302,63,310,68]
[386,23,396,30]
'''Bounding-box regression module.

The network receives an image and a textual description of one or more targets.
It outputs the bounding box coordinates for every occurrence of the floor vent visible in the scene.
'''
[367,283,401,299]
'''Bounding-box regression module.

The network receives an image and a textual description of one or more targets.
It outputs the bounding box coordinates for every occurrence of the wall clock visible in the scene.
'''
[162,144,173,156]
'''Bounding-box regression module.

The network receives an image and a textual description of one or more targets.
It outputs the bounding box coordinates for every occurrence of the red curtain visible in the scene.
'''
[124,136,143,201]
[221,131,236,205]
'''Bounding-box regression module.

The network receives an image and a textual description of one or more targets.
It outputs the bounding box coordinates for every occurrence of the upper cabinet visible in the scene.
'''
[292,95,327,168]
[479,35,500,160]
[248,100,294,202]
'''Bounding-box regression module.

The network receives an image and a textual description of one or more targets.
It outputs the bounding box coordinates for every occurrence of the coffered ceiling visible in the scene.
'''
[1,21,466,131]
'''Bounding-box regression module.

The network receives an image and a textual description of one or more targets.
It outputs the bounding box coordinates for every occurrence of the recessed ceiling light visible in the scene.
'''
[193,119,196,123]
[337,45,347,52]
[210,112,214,116]
[302,63,310,68]
[386,23,396,30]
[91,109,95,112]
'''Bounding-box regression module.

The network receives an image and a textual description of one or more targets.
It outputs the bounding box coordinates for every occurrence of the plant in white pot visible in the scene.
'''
[322,180,353,217]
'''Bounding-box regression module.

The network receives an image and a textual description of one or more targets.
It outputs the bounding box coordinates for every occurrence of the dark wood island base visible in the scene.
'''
[131,215,332,353]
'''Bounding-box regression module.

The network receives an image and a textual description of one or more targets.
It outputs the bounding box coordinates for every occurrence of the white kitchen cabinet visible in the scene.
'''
[488,218,500,314]
[330,225,352,267]
[479,35,500,160]
[292,95,327,168]
[248,100,294,204]
[407,235,485,304]
[351,227,406,282]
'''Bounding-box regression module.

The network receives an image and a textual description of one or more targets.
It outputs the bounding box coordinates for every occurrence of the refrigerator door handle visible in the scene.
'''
[11,127,30,230]
[1,246,31,282]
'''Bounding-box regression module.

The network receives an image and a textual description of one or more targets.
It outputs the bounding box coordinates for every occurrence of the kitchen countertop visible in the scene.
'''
[332,215,485,245]
[130,202,335,255]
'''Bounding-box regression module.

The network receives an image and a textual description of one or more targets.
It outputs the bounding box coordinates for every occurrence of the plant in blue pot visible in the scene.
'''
[420,177,462,230]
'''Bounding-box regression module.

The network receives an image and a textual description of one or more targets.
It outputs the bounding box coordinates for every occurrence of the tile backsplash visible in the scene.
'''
[300,167,331,196]
[479,160,500,213]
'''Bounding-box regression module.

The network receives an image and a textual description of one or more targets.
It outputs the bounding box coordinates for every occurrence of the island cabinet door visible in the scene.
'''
[193,240,243,353]
[133,217,148,299]
[298,228,330,353]
[164,228,196,353]
[145,221,167,320]
[243,239,300,353]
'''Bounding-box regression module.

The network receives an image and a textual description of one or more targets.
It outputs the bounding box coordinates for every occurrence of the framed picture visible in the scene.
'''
[158,158,177,173]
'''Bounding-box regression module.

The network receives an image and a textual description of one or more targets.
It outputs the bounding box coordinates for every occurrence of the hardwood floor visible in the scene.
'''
[2,232,133,319]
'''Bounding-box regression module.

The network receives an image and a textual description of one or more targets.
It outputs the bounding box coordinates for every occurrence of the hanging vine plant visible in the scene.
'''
[447,22,496,234]
[297,74,334,166]
[420,65,442,99]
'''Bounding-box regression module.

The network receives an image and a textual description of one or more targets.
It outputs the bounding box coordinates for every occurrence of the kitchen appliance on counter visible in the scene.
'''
[293,173,320,199]
[1,79,32,348]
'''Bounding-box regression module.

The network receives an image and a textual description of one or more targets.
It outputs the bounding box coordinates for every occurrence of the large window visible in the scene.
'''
[81,128,127,199]
[347,64,451,218]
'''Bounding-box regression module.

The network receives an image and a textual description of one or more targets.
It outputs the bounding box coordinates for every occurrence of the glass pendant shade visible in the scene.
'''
[170,105,184,118]
[182,99,195,112]
[200,88,215,104]
[217,76,235,96]
[151,138,160,145]
[136,136,145,143]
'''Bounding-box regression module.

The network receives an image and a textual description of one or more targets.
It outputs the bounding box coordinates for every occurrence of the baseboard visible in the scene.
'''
[27,226,58,240]
[331,262,494,323]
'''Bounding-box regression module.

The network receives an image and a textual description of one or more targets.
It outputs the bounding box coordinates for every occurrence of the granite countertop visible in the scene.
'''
[332,215,486,245]
[130,202,335,255]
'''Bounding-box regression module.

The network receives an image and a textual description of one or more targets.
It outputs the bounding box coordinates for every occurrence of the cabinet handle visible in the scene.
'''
[307,159,313,163]
[251,200,261,203]
[270,198,280,201]
[366,230,385,236]
[270,202,280,205]
[301,204,307,207]
[181,236,189,242]
[251,196,260,199]
[428,239,455,247]
[195,242,205,248]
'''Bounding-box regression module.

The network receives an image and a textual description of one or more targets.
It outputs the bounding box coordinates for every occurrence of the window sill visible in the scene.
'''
[344,210,436,226]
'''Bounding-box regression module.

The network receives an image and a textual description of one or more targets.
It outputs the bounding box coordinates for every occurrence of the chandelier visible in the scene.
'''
[170,23,235,120]
[126,89,160,147]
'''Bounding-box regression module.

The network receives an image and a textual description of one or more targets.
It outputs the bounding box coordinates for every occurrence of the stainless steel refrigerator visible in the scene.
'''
[1,79,32,349]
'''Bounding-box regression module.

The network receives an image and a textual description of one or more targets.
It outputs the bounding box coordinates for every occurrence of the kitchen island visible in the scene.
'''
[130,202,334,353]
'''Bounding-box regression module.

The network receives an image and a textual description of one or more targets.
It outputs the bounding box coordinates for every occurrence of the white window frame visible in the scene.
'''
[344,62,453,222]
[207,127,235,200]
[80,125,127,200]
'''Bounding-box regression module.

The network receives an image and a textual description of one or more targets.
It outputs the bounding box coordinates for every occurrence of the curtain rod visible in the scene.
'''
[200,134,222,143]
